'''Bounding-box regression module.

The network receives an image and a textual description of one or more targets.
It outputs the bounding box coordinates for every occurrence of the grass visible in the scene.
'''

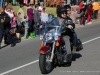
[13,6,57,16]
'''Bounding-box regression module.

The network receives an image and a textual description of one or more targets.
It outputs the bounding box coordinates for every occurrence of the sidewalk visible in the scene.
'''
[1,18,100,47]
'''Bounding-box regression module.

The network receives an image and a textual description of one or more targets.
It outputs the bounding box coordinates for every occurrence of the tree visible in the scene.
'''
[44,0,46,7]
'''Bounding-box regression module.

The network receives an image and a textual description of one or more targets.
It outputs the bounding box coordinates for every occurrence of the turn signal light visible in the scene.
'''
[56,41,59,46]
[40,41,44,46]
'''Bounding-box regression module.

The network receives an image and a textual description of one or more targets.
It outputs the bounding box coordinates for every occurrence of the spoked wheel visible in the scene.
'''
[39,50,54,74]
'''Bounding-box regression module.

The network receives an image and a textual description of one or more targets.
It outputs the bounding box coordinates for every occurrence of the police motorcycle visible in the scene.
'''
[39,20,83,74]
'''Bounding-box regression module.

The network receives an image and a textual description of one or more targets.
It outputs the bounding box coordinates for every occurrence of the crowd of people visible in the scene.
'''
[0,3,54,49]
[70,0,99,25]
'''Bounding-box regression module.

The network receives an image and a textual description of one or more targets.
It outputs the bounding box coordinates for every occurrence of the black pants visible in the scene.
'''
[72,32,77,47]
[93,10,98,19]
[0,28,14,44]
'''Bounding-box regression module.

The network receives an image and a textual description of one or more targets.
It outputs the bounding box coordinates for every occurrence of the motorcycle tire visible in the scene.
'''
[39,54,54,74]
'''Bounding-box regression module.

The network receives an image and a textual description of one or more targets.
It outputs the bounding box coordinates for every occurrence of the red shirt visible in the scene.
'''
[79,2,83,9]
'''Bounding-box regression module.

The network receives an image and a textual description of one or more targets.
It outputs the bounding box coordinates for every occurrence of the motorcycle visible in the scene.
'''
[39,24,83,74]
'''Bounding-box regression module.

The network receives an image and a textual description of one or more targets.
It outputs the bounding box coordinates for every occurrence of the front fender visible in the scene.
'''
[39,46,51,54]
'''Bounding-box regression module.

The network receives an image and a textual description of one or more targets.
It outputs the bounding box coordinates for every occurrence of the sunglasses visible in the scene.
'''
[61,12,66,14]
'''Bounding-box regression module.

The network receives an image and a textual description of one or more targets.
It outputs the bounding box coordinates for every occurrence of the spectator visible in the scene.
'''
[27,4,34,35]
[10,16,17,43]
[17,4,25,22]
[79,0,84,13]
[92,0,99,19]
[23,16,29,39]
[38,3,43,12]
[40,7,49,25]
[5,8,14,20]
[0,7,15,48]
[34,4,41,36]
[80,4,87,25]
[40,7,49,34]
[16,12,22,41]
[86,3,93,24]
[4,6,14,44]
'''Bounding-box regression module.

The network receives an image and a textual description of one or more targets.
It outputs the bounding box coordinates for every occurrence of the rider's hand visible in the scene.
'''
[68,25,73,29]
[39,25,42,28]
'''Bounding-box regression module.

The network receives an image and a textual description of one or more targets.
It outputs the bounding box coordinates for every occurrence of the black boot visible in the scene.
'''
[11,43,16,47]
[4,40,10,44]
[72,46,77,54]
[67,54,72,62]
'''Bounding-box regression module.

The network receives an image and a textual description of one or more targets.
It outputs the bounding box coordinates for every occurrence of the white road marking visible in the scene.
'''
[0,36,100,75]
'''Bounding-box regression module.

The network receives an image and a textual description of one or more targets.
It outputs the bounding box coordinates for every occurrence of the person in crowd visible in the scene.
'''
[79,2,87,25]
[0,7,15,49]
[23,16,29,39]
[40,7,49,34]
[27,4,34,36]
[38,3,43,11]
[40,7,49,25]
[16,12,22,41]
[92,0,99,19]
[3,6,14,44]
[5,8,14,21]
[79,0,84,13]
[17,4,25,22]
[7,3,15,15]
[10,16,17,43]
[86,3,93,24]
[34,4,41,36]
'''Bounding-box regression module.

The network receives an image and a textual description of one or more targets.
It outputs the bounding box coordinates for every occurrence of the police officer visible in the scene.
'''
[0,7,15,49]
[51,6,74,62]
[64,5,78,53]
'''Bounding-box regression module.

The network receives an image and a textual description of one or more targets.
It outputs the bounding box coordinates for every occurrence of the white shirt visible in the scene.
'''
[38,6,43,11]
[41,12,49,22]
[5,10,14,18]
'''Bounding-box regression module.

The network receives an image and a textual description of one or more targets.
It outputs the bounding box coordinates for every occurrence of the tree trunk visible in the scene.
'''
[44,0,46,7]
[35,0,38,4]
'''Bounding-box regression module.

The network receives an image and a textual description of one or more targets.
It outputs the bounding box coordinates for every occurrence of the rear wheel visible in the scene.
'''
[39,51,54,74]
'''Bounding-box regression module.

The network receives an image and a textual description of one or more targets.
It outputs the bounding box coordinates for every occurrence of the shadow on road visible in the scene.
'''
[72,53,82,61]
[0,44,10,49]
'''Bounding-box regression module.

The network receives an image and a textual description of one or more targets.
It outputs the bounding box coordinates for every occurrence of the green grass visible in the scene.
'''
[13,6,57,16]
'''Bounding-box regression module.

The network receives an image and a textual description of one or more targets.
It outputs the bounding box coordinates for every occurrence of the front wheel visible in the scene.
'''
[39,54,54,74]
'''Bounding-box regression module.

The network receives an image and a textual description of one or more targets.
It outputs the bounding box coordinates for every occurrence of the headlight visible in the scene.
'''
[54,33,58,40]
[40,35,43,40]
[45,33,53,40]
[55,36,58,40]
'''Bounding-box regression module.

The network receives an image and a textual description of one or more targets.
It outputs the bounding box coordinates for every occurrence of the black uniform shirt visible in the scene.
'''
[0,12,10,29]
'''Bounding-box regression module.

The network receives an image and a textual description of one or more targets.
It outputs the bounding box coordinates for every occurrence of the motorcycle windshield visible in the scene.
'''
[44,25,61,34]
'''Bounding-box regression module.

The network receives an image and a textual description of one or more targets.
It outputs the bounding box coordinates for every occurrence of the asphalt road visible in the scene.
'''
[0,22,100,75]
